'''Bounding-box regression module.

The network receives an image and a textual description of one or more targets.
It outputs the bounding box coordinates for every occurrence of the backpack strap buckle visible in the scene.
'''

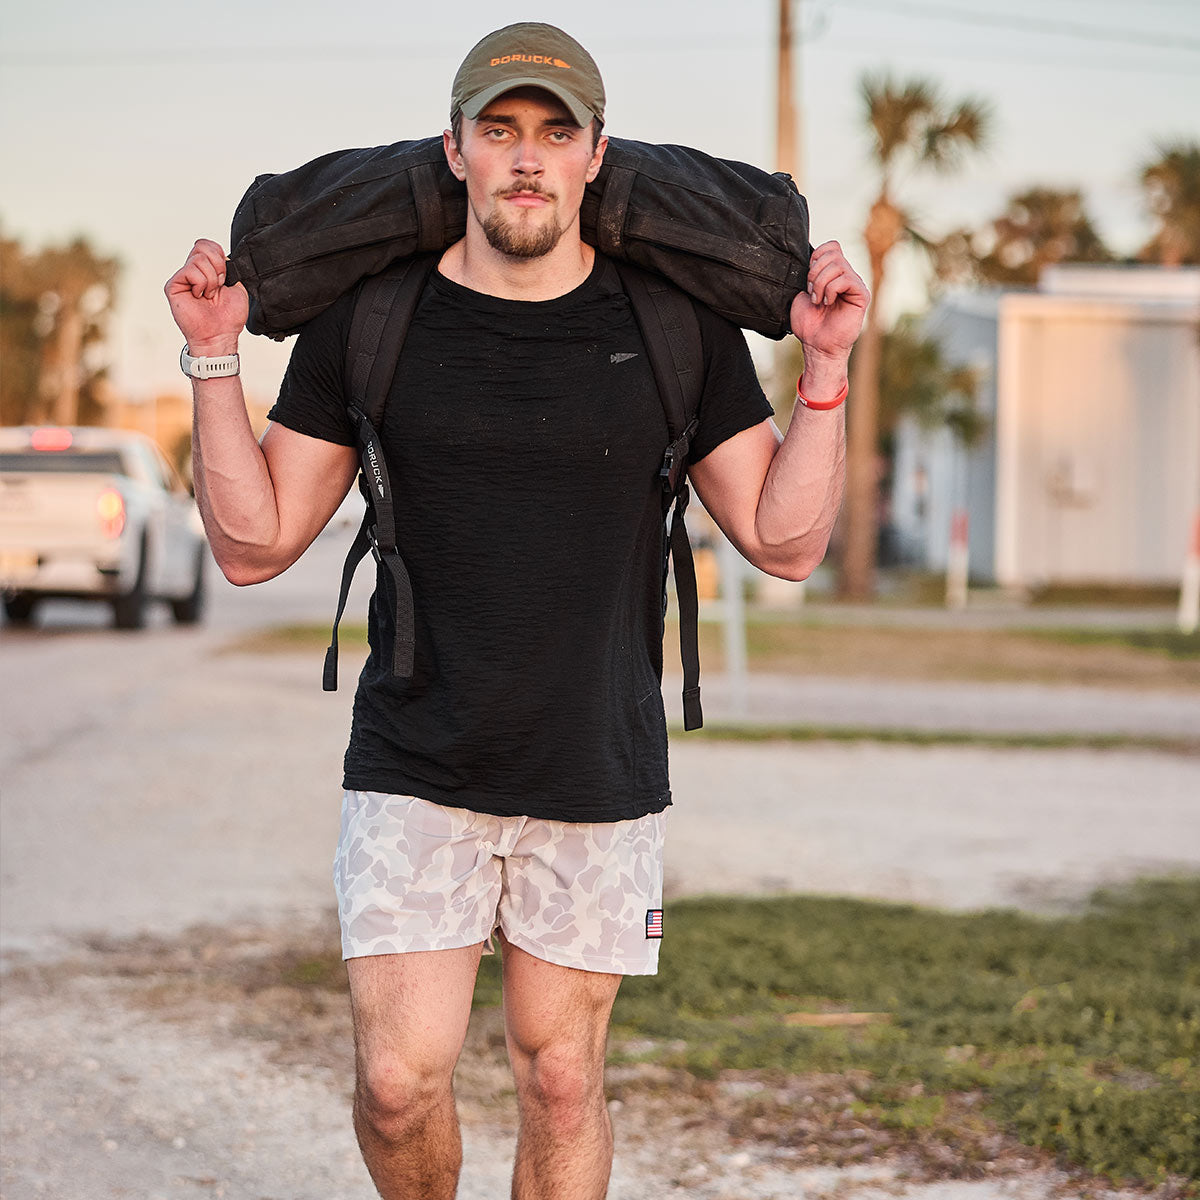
[660,417,700,495]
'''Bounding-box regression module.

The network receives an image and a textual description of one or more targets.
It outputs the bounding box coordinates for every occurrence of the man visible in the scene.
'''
[165,21,867,1200]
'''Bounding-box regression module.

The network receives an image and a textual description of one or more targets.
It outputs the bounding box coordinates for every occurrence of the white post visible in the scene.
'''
[946,446,969,610]
[946,509,969,610]
[1179,511,1200,635]
[717,532,749,716]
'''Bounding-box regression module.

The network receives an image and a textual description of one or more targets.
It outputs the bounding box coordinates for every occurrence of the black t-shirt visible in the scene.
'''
[269,254,771,822]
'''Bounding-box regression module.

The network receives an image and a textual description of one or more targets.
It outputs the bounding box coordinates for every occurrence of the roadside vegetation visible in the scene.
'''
[63,878,1198,1193]
[482,877,1195,1192]
[230,617,1200,690]
[220,875,1198,1192]
[673,724,1197,754]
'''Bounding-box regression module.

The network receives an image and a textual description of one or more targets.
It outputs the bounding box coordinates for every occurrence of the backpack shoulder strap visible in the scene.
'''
[323,254,438,691]
[612,260,703,459]
[346,253,439,429]
[612,260,707,731]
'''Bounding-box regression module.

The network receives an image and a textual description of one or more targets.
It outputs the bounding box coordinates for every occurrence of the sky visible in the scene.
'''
[2,0,1197,408]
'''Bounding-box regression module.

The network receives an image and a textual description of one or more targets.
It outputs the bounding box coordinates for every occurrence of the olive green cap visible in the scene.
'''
[450,22,605,128]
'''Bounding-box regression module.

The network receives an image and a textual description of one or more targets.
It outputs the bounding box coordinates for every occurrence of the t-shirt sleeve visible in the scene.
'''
[266,290,357,448]
[687,305,775,463]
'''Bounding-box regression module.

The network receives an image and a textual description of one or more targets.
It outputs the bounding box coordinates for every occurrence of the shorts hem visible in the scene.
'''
[341,930,488,962]
[499,927,660,978]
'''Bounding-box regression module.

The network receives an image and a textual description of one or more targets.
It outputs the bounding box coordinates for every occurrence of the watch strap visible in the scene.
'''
[180,345,240,380]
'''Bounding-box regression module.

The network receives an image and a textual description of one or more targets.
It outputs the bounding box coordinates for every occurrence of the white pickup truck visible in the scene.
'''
[0,426,208,628]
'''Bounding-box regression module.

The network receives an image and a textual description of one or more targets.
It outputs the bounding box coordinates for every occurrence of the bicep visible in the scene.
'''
[260,421,360,565]
[686,418,781,556]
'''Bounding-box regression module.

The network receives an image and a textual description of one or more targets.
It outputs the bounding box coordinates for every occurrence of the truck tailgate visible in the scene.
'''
[0,472,124,550]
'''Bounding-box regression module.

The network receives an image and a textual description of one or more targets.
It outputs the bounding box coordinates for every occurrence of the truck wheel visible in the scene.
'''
[3,593,38,624]
[112,539,148,630]
[170,546,206,624]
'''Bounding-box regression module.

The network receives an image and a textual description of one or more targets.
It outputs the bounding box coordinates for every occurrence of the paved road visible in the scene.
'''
[664,670,1200,738]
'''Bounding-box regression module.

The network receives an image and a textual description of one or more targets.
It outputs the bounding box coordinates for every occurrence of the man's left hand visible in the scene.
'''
[789,240,870,360]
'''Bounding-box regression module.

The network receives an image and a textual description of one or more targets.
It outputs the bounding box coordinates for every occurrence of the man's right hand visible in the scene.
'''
[164,239,249,356]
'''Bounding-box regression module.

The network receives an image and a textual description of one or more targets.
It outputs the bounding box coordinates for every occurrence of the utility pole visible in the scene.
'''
[776,0,802,189]
[762,0,810,608]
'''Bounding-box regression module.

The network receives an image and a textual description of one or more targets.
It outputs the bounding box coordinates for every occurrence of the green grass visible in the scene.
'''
[475,877,1200,1189]
[1029,628,1200,661]
[222,622,368,653]
[225,618,1200,691]
[1028,584,1183,609]
[670,722,1200,754]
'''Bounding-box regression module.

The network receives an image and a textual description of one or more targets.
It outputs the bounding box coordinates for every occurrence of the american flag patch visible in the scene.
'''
[645,909,663,939]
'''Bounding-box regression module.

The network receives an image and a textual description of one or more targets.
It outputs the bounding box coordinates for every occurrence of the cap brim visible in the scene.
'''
[458,78,595,127]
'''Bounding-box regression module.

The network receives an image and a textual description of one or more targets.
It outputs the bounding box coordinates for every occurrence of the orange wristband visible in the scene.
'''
[796,376,849,411]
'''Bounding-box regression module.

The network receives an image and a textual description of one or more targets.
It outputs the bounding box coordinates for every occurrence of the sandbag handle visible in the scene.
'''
[595,165,635,255]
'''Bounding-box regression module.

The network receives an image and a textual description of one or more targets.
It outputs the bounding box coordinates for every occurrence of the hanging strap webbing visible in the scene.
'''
[323,255,437,691]
[613,262,705,730]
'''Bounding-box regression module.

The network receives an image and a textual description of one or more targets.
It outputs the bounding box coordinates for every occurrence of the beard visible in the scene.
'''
[480,185,564,259]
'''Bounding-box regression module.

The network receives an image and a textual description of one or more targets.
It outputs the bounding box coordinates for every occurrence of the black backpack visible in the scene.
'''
[320,253,709,731]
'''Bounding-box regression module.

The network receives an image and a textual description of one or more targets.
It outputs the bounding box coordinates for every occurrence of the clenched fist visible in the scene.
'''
[164,239,248,357]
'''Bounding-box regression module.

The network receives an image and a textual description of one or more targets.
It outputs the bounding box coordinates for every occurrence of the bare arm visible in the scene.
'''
[165,239,358,585]
[688,240,868,580]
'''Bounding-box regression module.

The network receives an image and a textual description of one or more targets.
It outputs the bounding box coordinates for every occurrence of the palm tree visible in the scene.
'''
[976,187,1111,285]
[840,75,990,600]
[1140,139,1200,266]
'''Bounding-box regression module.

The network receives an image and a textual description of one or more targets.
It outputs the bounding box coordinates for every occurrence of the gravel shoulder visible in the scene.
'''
[0,924,1164,1200]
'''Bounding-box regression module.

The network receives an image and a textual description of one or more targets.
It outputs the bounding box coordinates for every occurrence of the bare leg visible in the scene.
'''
[347,944,484,1200]
[500,937,623,1200]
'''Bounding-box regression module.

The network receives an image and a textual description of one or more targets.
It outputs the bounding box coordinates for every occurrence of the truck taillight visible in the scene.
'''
[31,427,73,452]
[97,488,126,539]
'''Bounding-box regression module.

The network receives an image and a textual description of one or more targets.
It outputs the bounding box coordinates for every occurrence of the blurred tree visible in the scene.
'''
[0,232,119,426]
[841,75,990,599]
[878,317,985,447]
[1140,139,1200,266]
[974,187,1112,284]
[0,237,41,425]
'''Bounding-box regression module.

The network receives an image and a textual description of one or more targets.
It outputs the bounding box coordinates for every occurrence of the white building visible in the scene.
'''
[891,266,1200,589]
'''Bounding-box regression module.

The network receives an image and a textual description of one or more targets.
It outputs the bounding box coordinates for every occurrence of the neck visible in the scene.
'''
[439,219,595,301]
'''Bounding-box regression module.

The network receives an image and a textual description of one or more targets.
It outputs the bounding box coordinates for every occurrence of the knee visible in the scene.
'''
[517,1044,605,1124]
[355,1055,451,1142]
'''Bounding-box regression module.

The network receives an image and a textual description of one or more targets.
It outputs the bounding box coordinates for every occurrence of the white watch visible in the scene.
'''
[180,345,240,380]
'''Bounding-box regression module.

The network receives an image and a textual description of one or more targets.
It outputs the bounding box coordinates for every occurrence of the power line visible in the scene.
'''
[831,0,1200,52]
[0,36,759,68]
[818,31,1200,77]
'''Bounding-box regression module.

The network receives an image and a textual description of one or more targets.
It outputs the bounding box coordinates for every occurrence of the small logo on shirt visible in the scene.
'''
[611,352,639,365]
[645,909,663,939]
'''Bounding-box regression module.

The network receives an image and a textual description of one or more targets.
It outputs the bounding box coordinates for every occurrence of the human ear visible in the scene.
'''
[585,134,608,184]
[443,129,466,181]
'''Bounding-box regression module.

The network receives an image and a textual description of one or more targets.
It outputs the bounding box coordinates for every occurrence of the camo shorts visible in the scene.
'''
[334,790,667,976]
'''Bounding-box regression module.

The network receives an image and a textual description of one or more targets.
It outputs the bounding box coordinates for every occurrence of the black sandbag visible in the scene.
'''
[228,136,811,341]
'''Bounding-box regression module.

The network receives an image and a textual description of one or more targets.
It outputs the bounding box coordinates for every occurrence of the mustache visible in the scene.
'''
[495,182,556,201]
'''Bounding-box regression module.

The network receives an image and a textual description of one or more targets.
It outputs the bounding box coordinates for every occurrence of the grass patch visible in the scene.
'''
[1029,628,1200,661]
[226,619,1200,691]
[1029,584,1182,609]
[221,622,368,655]
[480,877,1198,1190]
[695,620,1200,689]
[671,723,1200,755]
